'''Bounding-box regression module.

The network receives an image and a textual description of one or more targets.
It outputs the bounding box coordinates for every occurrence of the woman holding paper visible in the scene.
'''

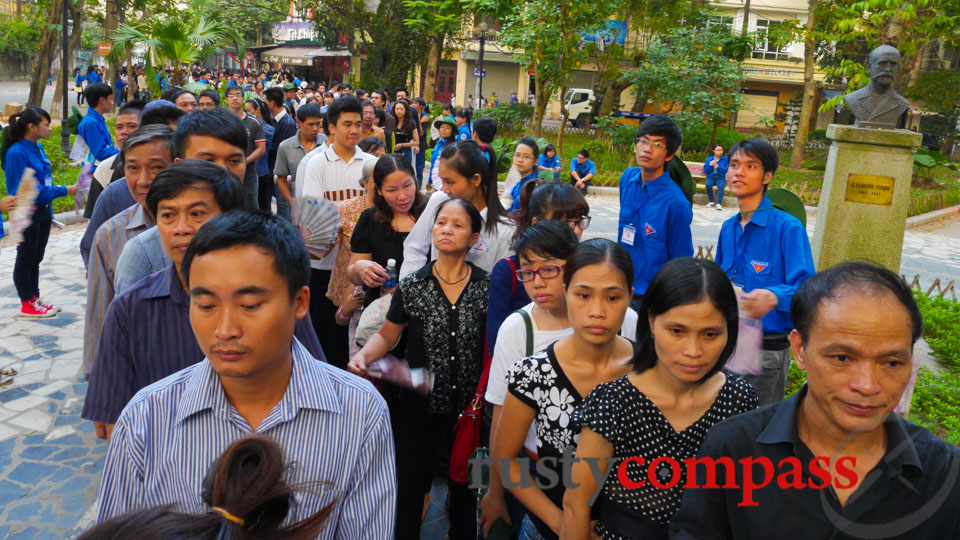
[348,197,489,540]
[1,107,77,318]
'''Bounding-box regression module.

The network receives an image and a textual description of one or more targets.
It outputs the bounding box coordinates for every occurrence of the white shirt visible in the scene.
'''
[399,191,516,279]
[485,303,639,453]
[273,108,289,123]
[93,154,119,188]
[300,144,373,270]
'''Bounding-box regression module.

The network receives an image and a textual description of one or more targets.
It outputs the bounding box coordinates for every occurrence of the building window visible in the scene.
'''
[707,15,734,33]
[752,19,790,61]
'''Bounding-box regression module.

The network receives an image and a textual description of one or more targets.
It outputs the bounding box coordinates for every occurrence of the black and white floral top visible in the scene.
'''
[506,342,587,540]
[573,373,758,540]
[386,261,488,415]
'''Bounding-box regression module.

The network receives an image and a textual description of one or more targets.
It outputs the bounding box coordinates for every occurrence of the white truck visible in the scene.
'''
[563,88,596,128]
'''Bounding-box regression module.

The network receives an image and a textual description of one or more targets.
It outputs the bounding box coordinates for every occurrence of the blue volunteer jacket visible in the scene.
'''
[77,109,118,164]
[457,125,472,141]
[703,155,729,180]
[508,172,540,212]
[570,158,596,177]
[618,168,693,295]
[3,139,67,220]
[715,196,815,334]
[538,154,561,170]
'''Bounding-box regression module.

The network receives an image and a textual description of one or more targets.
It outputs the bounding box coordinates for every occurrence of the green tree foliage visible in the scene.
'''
[0,15,41,65]
[623,25,745,147]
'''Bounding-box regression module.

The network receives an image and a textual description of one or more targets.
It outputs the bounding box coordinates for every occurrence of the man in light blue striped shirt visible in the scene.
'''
[96,211,396,538]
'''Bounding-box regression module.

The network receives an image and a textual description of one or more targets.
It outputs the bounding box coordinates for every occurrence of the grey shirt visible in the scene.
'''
[275,131,328,190]
[114,227,171,294]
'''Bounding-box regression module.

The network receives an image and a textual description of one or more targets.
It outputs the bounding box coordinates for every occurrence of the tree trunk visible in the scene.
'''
[51,0,84,118]
[729,0,751,128]
[557,83,569,158]
[27,0,63,108]
[126,46,135,102]
[421,34,443,103]
[789,0,817,169]
[598,77,631,116]
[104,0,121,111]
[532,73,547,138]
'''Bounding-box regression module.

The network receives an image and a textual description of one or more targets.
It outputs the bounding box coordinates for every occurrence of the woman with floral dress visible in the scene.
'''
[494,239,637,540]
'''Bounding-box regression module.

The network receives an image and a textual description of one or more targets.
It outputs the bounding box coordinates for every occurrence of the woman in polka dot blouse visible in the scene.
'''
[493,239,637,540]
[561,257,759,540]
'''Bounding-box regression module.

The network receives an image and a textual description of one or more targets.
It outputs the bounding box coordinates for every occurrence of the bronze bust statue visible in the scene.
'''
[843,45,910,128]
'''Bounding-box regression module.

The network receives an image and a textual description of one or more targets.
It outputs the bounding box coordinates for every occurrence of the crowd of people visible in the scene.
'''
[0,71,958,540]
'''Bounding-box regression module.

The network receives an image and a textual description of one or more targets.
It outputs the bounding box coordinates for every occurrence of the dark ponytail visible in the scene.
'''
[439,139,511,234]
[76,436,332,540]
[0,107,51,168]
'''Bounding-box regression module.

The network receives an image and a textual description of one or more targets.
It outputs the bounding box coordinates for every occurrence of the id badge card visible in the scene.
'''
[621,225,636,246]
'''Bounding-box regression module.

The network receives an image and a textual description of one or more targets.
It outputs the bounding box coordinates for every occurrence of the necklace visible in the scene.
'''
[538,305,563,330]
[433,264,469,285]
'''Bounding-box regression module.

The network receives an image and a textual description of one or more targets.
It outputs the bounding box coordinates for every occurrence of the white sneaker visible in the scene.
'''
[707,202,715,207]
[716,204,723,210]
[36,298,61,313]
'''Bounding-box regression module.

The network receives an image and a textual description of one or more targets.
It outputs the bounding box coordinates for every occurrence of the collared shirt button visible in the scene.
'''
[451,331,456,336]
[452,385,457,390]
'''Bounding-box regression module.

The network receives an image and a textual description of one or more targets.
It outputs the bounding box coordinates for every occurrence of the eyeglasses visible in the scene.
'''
[564,216,591,230]
[635,137,667,151]
[516,264,564,282]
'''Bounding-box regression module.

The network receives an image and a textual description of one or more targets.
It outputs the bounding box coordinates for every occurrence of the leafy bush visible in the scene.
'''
[678,122,747,154]
[0,15,41,65]
[911,368,960,445]
[913,293,960,372]
[807,129,827,142]
[474,104,534,134]
[610,125,637,148]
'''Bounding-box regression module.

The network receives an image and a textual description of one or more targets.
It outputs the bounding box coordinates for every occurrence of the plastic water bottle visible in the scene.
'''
[381,258,398,295]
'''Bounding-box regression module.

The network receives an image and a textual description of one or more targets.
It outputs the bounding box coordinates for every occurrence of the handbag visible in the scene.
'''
[449,306,533,484]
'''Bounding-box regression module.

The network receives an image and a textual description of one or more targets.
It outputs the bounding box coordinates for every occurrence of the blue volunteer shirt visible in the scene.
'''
[570,158,596,177]
[538,154,561,170]
[3,139,67,220]
[703,155,729,180]
[715,196,815,335]
[508,172,540,212]
[457,125,472,141]
[77,109,118,163]
[618,168,693,295]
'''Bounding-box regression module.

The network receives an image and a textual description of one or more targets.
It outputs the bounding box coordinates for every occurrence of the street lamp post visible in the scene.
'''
[474,21,486,109]
[60,0,70,152]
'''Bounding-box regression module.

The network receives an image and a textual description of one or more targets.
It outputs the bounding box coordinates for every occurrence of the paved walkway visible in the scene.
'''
[0,197,957,538]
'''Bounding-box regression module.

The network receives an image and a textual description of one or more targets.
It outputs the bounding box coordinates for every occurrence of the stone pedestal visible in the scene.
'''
[811,124,922,272]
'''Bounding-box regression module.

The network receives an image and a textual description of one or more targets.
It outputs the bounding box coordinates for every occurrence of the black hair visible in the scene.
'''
[371,89,387,105]
[729,138,779,176]
[442,104,454,115]
[373,107,385,127]
[515,137,540,160]
[117,100,146,117]
[413,97,427,113]
[0,107,51,167]
[121,124,176,161]
[513,219,579,264]
[791,261,922,345]
[543,144,556,156]
[473,117,498,144]
[578,149,589,159]
[372,153,428,233]
[515,181,590,236]
[245,98,275,129]
[392,99,416,135]
[224,85,244,98]
[174,108,249,158]
[84,82,113,109]
[439,139,510,234]
[562,238,633,291]
[146,159,244,218]
[264,87,285,108]
[635,114,683,157]
[141,105,185,128]
[326,95,363,127]
[181,210,310,300]
[360,99,375,111]
[633,257,738,381]
[394,86,408,95]
[296,103,323,122]
[358,137,386,155]
[198,89,221,106]
[434,197,482,236]
[76,436,331,540]
[454,107,472,127]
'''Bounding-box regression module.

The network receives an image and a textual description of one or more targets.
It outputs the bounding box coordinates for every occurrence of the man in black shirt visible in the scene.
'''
[669,261,960,540]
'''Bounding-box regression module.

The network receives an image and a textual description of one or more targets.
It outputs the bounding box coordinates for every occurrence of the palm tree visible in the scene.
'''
[110,0,245,91]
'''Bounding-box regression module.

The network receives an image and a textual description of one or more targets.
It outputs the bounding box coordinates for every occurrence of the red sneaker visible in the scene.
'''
[20,300,55,318]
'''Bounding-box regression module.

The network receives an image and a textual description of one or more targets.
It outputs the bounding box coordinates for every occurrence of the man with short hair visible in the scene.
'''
[370,89,395,151]
[669,261,960,539]
[472,116,498,144]
[226,85,266,209]
[85,101,144,219]
[83,160,324,439]
[570,149,596,194]
[274,103,325,219]
[96,211,396,538]
[300,96,373,367]
[359,99,386,144]
[617,115,693,311]
[76,82,118,166]
[197,89,220,110]
[716,138,815,405]
[83,126,176,384]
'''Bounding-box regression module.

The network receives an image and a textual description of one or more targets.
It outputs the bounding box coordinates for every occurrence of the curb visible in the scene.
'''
[905,204,960,229]
[53,210,88,227]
